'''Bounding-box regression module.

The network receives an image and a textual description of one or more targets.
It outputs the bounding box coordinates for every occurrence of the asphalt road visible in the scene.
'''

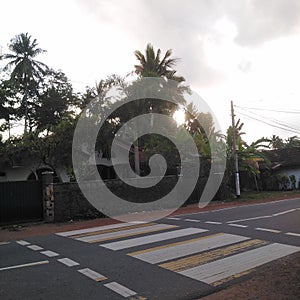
[0,198,299,300]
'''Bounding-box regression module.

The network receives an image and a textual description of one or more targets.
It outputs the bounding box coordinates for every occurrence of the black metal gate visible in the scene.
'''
[0,180,43,224]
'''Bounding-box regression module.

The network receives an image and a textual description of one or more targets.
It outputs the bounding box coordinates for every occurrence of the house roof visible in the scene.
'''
[261,147,300,169]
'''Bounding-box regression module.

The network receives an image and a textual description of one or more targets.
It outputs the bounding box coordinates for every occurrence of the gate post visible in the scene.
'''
[42,171,54,222]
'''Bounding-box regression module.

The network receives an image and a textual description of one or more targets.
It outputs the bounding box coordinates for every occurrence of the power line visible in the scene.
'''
[236,111,300,135]
[236,107,300,133]
[234,105,300,114]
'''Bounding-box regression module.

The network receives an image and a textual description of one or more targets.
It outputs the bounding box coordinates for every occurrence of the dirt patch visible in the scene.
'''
[200,252,300,300]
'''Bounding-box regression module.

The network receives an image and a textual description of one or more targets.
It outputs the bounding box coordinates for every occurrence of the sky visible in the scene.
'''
[1,0,300,143]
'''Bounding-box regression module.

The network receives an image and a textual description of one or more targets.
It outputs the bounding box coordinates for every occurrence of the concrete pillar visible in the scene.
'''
[42,171,54,222]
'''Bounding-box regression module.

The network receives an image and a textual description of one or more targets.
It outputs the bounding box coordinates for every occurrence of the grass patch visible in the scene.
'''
[238,190,300,202]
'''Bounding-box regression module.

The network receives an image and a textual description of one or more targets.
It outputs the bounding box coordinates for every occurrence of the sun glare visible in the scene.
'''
[173,109,186,126]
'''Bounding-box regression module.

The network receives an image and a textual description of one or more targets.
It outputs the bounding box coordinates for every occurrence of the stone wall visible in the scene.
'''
[53,173,229,222]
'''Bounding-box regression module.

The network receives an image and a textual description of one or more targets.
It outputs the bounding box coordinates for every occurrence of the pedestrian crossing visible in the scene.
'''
[57,222,300,286]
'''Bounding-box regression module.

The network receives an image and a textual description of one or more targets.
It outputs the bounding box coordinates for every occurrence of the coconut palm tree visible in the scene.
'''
[134,43,185,82]
[0,33,49,132]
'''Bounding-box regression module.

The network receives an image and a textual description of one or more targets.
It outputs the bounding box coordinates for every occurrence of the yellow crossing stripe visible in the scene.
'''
[70,223,157,238]
[87,225,177,243]
[128,233,224,256]
[159,239,268,272]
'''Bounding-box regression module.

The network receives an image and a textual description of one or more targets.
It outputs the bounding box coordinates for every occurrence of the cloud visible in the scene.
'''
[223,0,300,46]
[64,0,300,88]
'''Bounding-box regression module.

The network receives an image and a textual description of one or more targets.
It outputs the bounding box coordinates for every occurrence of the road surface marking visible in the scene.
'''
[212,269,253,286]
[129,233,249,264]
[272,209,296,217]
[227,215,271,223]
[70,223,157,239]
[178,243,300,284]
[104,282,137,297]
[100,228,207,251]
[77,224,177,243]
[27,245,43,251]
[56,222,133,237]
[128,233,223,256]
[40,250,59,257]
[16,240,30,246]
[0,242,10,245]
[183,219,200,222]
[227,207,299,224]
[177,199,299,217]
[205,221,222,225]
[286,232,300,237]
[57,258,80,267]
[167,217,181,220]
[78,268,107,282]
[160,239,267,272]
[0,260,49,271]
[228,224,248,228]
[255,228,281,233]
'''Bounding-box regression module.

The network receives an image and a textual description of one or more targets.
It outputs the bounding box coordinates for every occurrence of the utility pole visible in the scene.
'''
[231,100,241,197]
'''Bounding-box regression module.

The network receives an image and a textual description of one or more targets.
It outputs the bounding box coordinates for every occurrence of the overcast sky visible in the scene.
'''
[1,0,300,143]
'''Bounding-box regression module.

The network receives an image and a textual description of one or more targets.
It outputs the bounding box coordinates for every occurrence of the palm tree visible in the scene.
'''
[134,43,185,82]
[0,33,48,132]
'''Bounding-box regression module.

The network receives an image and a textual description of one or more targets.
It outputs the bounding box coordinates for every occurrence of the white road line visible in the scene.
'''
[40,250,59,257]
[184,219,200,222]
[228,224,248,228]
[255,228,281,234]
[177,199,300,217]
[131,234,249,264]
[16,240,30,246]
[272,209,296,217]
[78,268,107,281]
[205,221,222,225]
[104,282,137,297]
[57,258,79,267]
[286,232,300,237]
[56,222,131,237]
[76,224,175,243]
[179,243,300,284]
[27,245,43,251]
[227,215,271,224]
[227,207,299,224]
[167,217,181,220]
[0,260,49,271]
[101,228,208,251]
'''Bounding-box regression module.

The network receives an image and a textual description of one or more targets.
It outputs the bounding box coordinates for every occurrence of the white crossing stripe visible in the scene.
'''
[57,258,79,267]
[56,222,131,237]
[40,250,59,257]
[16,240,30,246]
[255,228,281,233]
[101,228,208,251]
[131,234,249,264]
[184,219,200,222]
[76,224,176,243]
[0,260,49,271]
[104,282,137,297]
[0,242,10,245]
[286,232,300,237]
[78,268,107,281]
[205,221,222,225]
[179,243,300,284]
[27,245,43,251]
[228,224,248,228]
[167,217,181,220]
